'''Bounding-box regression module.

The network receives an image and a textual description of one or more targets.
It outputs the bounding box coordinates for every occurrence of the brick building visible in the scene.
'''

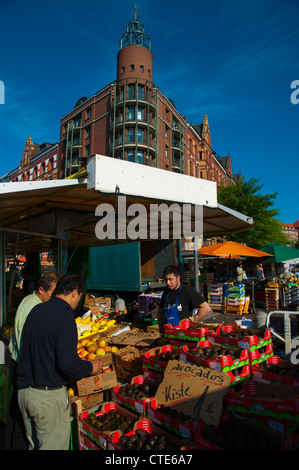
[2,12,239,188]
[59,14,239,184]
[0,136,58,183]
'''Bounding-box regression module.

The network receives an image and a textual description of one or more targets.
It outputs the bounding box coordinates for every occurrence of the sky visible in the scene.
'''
[0,0,298,224]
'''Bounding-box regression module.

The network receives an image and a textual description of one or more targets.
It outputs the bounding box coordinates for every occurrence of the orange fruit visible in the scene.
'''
[79,350,89,358]
[86,353,96,360]
[87,343,97,353]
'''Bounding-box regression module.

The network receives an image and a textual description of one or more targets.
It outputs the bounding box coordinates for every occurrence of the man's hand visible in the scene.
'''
[90,360,103,375]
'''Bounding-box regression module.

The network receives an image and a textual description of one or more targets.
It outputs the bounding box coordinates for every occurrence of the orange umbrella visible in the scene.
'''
[198,241,273,258]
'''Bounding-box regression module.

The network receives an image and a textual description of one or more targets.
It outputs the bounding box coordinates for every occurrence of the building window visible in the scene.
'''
[137,107,144,121]
[85,145,90,156]
[140,65,144,73]
[166,108,169,120]
[137,151,143,164]
[128,84,135,99]
[165,145,169,158]
[86,108,91,119]
[127,150,134,162]
[138,85,144,100]
[122,66,125,73]
[85,126,91,138]
[137,129,144,143]
[128,128,135,142]
[165,126,169,138]
[130,64,135,71]
[128,106,135,120]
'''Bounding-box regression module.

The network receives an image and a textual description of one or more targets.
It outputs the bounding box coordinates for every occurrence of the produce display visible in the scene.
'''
[3,288,299,452]
[77,337,119,360]
[201,420,279,450]
[117,429,178,450]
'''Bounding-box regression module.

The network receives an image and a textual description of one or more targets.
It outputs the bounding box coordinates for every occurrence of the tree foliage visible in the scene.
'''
[217,177,289,249]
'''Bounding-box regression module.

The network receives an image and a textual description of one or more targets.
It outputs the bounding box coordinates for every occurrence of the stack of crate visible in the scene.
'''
[265,287,279,310]
[226,284,246,313]
[207,283,223,311]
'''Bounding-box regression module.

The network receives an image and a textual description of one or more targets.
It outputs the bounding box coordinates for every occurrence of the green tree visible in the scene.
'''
[217,177,289,248]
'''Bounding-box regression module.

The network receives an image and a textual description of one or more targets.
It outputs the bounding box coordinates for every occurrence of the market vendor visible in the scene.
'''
[157,264,212,334]
[17,273,103,451]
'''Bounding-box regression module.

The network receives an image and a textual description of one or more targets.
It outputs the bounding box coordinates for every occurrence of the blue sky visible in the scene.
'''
[0,0,298,223]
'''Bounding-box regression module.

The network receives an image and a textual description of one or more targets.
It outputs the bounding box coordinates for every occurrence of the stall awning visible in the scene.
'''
[0,155,253,255]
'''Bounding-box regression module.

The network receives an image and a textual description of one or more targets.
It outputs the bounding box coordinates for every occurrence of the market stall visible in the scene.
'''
[0,154,258,450]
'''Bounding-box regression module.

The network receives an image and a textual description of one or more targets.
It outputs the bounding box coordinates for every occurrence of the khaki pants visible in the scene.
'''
[18,386,70,450]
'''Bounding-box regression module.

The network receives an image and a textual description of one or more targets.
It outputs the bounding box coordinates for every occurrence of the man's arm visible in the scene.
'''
[192,301,212,322]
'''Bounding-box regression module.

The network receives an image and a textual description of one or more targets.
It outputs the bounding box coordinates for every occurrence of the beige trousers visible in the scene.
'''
[18,386,70,450]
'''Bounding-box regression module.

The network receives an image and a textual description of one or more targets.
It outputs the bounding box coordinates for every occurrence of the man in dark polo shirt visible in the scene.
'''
[17,273,102,450]
[157,265,212,333]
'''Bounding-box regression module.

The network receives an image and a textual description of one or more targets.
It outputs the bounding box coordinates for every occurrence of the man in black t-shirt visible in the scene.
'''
[157,265,212,333]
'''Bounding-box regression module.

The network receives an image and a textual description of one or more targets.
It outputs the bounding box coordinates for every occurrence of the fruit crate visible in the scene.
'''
[179,341,250,386]
[107,417,191,450]
[142,367,164,385]
[207,324,272,352]
[193,412,283,450]
[146,400,196,439]
[225,379,299,423]
[164,318,207,342]
[111,375,157,415]
[251,355,299,386]
[141,344,180,373]
[249,343,274,366]
[79,401,141,450]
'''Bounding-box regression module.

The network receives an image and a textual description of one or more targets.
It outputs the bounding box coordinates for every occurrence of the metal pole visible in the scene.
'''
[194,236,199,292]
[0,231,6,327]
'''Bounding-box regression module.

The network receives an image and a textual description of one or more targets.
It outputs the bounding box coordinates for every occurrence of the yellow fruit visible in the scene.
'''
[98,339,106,348]
[95,348,106,357]
[111,346,119,353]
[68,388,74,396]
[82,330,91,337]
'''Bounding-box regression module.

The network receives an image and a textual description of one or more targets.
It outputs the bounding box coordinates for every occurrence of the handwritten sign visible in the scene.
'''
[108,328,161,347]
[155,360,231,426]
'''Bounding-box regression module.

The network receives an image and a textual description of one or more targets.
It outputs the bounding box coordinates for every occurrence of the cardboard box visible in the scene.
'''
[141,344,180,374]
[113,346,143,381]
[70,391,104,414]
[146,399,195,439]
[164,319,207,342]
[142,367,164,385]
[108,327,161,348]
[193,412,283,450]
[111,375,157,415]
[85,294,112,309]
[207,324,272,352]
[249,343,274,365]
[79,401,141,450]
[76,366,117,396]
[251,355,299,386]
[179,341,250,386]
[107,418,189,450]
[225,379,299,422]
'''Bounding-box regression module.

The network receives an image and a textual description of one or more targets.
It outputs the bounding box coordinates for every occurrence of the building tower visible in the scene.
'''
[110,13,157,166]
